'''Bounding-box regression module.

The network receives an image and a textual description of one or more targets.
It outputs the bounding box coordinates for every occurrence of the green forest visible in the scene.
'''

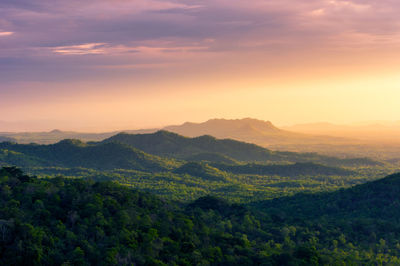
[1,131,400,265]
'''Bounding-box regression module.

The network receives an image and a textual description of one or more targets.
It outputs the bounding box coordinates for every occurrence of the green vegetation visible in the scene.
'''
[14,165,386,203]
[2,131,400,264]
[0,132,396,203]
[0,140,178,172]
[2,167,400,265]
[102,131,383,167]
[210,162,355,177]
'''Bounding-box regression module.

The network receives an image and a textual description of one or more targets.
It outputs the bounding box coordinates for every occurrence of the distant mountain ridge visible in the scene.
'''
[0,118,354,147]
[0,132,371,187]
[101,130,381,167]
[164,118,356,147]
[3,118,400,161]
[165,118,282,137]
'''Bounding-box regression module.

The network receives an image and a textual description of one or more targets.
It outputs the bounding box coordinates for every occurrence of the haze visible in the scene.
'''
[1,0,400,131]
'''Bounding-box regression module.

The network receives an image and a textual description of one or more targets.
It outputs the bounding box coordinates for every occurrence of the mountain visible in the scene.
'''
[102,131,382,167]
[0,140,175,172]
[165,118,282,138]
[164,118,355,147]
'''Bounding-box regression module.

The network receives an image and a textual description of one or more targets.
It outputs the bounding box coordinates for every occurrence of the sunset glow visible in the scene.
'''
[1,0,399,131]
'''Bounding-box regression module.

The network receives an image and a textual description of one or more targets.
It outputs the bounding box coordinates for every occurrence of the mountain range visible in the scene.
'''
[101,130,380,167]
[0,118,354,146]
[2,118,400,160]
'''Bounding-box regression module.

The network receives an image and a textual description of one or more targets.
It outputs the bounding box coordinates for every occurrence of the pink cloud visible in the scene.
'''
[0,31,13,36]
[52,43,107,55]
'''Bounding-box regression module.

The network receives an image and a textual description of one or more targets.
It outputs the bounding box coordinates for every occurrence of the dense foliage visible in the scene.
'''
[1,132,400,264]
[1,135,392,203]
[0,140,178,172]
[2,167,400,265]
[209,162,354,177]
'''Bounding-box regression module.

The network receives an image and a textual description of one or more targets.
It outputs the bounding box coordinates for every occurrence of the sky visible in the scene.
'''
[0,0,399,132]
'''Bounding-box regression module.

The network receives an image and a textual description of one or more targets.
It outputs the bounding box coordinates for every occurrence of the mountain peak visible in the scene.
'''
[205,117,275,126]
[49,129,63,134]
[163,118,282,140]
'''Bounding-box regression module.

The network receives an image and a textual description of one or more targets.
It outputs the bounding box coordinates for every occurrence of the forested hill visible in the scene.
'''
[102,131,382,167]
[0,139,375,203]
[2,167,400,264]
[0,167,321,265]
[254,172,400,221]
[0,140,176,172]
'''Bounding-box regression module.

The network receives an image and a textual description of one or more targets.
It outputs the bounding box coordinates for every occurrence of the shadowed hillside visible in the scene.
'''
[0,140,175,172]
[173,162,227,181]
[254,172,400,222]
[102,131,382,167]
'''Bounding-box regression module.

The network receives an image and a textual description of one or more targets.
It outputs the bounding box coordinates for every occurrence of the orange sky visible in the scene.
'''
[1,0,399,131]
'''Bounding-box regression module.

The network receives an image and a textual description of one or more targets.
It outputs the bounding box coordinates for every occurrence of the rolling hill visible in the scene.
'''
[0,140,175,172]
[254,172,400,222]
[101,130,382,167]
[173,162,227,181]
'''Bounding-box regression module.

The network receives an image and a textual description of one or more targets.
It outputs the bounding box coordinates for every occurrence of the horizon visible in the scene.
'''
[1,0,399,130]
[1,117,400,133]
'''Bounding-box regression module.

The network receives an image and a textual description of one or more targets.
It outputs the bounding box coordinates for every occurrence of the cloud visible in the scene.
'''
[0,31,13,36]
[0,0,399,84]
[52,43,107,55]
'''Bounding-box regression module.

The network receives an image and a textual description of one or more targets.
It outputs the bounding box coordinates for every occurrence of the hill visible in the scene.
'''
[255,172,400,221]
[173,162,227,181]
[102,131,382,167]
[164,118,355,147]
[0,140,175,172]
